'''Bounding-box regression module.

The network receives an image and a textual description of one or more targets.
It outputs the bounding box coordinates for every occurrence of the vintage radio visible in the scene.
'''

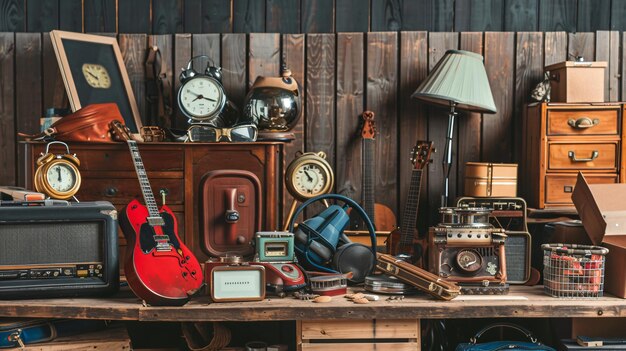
[253,231,295,262]
[429,207,507,293]
[457,197,531,284]
[205,255,305,297]
[0,200,119,299]
[206,256,266,302]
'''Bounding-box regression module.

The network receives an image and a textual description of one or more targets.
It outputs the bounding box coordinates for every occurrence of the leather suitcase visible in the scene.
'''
[464,162,518,197]
[200,170,262,258]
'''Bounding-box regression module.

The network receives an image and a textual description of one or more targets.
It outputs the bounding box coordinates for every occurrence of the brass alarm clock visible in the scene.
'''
[283,151,334,230]
[34,141,81,200]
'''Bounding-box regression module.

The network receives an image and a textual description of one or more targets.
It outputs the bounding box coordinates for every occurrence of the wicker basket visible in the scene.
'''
[542,243,608,298]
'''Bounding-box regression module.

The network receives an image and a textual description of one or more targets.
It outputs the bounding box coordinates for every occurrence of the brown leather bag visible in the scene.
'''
[19,103,124,143]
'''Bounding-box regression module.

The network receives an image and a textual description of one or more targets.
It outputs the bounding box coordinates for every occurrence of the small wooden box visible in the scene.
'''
[298,319,420,351]
[464,162,518,197]
[545,61,607,103]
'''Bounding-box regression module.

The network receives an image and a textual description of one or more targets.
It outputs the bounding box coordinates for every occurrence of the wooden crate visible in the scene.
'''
[21,327,131,350]
[297,319,420,351]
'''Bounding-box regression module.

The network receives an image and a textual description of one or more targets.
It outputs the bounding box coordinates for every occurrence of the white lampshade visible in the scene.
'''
[411,49,497,114]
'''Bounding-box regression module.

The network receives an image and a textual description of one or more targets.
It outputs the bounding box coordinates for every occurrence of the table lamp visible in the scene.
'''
[411,49,497,207]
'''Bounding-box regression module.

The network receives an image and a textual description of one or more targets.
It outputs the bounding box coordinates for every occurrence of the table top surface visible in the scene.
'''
[1,286,624,321]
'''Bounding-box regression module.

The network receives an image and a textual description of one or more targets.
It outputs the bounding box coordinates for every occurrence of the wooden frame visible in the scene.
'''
[49,30,142,133]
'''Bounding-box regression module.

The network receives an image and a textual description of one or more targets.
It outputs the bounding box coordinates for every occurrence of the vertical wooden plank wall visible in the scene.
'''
[2,31,624,222]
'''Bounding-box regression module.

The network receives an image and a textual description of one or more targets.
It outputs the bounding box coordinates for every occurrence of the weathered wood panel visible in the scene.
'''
[118,0,151,33]
[26,0,58,32]
[335,0,369,32]
[59,0,83,32]
[0,0,24,31]
[371,0,402,31]
[233,0,265,33]
[42,33,68,112]
[119,34,147,125]
[457,32,484,196]
[513,32,543,163]
[398,31,428,233]
[366,32,398,215]
[221,33,247,109]
[174,33,193,127]
[301,0,334,33]
[568,32,595,61]
[0,33,15,185]
[266,0,300,33]
[153,0,184,34]
[281,33,306,223]
[455,0,503,31]
[248,33,281,89]
[148,35,174,128]
[544,31,568,66]
[595,31,620,102]
[426,32,458,217]
[611,0,626,31]
[432,0,454,31]
[504,0,538,31]
[578,0,611,32]
[483,32,515,163]
[15,33,41,187]
[84,0,116,33]
[191,34,220,76]
[539,0,576,32]
[336,33,364,203]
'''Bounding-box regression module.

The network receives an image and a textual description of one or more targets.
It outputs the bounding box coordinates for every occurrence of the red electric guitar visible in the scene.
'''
[113,122,203,306]
[386,141,434,267]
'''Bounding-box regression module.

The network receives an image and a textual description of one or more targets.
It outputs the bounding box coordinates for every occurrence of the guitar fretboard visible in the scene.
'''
[399,169,423,246]
[127,140,161,219]
[362,138,376,226]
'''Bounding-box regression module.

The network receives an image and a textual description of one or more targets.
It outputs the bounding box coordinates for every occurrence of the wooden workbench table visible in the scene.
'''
[0,286,624,322]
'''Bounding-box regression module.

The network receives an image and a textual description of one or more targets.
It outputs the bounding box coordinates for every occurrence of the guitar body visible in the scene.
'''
[348,203,397,233]
[120,199,203,306]
[386,229,427,267]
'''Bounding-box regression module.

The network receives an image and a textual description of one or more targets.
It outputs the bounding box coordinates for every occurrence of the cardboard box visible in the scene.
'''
[572,172,626,298]
[545,61,607,103]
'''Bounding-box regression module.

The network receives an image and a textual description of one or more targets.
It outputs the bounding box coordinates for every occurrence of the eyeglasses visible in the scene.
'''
[187,124,258,142]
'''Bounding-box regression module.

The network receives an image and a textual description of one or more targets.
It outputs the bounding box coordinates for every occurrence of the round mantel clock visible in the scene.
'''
[34,141,81,200]
[177,55,228,123]
[283,151,335,230]
[285,151,334,201]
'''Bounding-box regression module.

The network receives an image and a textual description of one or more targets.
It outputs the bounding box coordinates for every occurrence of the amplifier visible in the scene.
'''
[0,200,119,299]
[457,197,531,284]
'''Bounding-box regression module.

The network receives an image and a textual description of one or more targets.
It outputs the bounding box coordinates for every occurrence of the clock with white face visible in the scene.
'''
[177,76,226,121]
[285,152,334,201]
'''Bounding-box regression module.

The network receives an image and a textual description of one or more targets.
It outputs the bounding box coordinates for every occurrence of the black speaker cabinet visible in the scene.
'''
[0,201,119,299]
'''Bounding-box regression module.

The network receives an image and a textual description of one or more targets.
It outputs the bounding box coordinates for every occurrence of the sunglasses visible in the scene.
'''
[187,124,258,142]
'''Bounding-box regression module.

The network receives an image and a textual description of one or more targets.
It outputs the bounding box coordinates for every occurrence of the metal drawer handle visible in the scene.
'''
[105,187,118,196]
[568,150,599,162]
[568,117,599,129]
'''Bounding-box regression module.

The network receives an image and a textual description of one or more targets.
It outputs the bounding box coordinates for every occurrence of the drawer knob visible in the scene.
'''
[568,117,599,129]
[568,150,599,162]
[105,187,118,196]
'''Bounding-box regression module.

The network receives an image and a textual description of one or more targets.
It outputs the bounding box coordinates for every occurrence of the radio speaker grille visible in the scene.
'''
[504,232,531,284]
[0,221,103,266]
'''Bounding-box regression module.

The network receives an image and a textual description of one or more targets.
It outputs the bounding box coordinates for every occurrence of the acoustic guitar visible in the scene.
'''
[348,111,397,234]
[386,141,434,266]
[111,121,203,306]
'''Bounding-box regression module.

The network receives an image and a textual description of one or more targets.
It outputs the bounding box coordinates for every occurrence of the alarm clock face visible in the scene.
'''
[82,63,111,89]
[293,163,326,196]
[179,76,226,119]
[45,163,78,193]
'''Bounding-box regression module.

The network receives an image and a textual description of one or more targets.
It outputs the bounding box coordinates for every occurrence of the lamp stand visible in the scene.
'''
[441,102,457,207]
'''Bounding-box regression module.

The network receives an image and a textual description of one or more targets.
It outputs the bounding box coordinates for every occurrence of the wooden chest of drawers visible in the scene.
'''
[521,103,625,208]
[24,141,287,263]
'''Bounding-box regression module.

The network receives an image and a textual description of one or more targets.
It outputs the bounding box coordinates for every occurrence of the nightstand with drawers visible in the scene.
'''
[521,102,625,208]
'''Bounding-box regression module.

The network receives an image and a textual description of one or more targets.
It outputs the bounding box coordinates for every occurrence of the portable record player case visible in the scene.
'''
[572,172,626,298]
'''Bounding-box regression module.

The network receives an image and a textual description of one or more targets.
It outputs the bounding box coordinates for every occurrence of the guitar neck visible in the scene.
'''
[399,169,423,245]
[362,138,375,224]
[126,140,164,225]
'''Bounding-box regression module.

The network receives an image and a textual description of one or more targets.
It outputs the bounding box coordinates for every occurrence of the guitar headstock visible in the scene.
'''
[109,120,133,142]
[360,111,377,140]
[410,141,434,169]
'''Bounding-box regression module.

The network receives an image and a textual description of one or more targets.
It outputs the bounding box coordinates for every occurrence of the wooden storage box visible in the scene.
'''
[464,162,517,197]
[545,61,607,103]
[297,319,420,350]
